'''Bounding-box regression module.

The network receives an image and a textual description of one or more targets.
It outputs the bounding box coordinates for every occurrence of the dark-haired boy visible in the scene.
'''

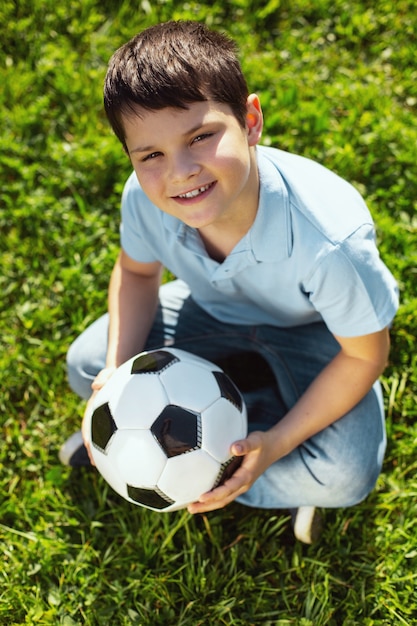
[60,21,398,544]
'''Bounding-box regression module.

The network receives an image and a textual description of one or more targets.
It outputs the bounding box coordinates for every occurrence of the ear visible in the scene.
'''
[245,93,263,146]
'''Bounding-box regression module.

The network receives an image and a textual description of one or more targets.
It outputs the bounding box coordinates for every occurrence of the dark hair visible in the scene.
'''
[104,20,249,149]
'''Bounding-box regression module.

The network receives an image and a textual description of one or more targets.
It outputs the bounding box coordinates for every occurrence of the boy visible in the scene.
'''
[60,20,398,543]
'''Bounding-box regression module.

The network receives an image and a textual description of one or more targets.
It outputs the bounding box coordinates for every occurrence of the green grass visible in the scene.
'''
[1,0,417,624]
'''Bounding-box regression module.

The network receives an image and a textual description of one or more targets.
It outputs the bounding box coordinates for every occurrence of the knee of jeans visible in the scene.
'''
[335,456,383,506]
[301,440,385,506]
[335,420,386,505]
[66,342,93,400]
[344,456,383,505]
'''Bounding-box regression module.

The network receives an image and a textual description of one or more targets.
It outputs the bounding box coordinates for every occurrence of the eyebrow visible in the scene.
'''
[129,144,156,155]
[129,121,210,155]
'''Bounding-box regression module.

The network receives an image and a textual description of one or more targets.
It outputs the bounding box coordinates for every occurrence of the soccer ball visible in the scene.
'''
[84,348,247,512]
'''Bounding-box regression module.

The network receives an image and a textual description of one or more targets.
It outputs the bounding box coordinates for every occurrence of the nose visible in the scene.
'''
[168,150,201,183]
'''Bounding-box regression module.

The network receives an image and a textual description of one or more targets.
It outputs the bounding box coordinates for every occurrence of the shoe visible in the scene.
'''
[290,506,323,544]
[59,431,92,467]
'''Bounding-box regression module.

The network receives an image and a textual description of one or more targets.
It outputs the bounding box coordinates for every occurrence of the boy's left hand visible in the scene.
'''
[187,431,274,514]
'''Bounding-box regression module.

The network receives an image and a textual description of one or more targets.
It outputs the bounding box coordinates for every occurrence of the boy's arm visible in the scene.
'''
[188,326,391,514]
[82,250,162,455]
[265,328,390,457]
[105,249,163,369]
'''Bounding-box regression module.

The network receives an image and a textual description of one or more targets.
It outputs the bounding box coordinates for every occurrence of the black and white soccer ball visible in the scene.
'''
[84,348,247,512]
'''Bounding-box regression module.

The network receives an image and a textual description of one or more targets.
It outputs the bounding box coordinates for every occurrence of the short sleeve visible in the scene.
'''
[119,172,160,263]
[305,225,399,337]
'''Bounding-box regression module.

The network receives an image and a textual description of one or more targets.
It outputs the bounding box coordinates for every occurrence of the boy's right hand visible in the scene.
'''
[91,366,117,392]
[82,366,117,465]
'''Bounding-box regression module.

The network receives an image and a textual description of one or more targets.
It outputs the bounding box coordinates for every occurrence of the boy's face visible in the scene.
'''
[123,97,262,232]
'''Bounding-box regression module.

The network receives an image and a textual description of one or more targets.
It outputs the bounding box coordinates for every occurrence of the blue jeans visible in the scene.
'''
[67,280,386,509]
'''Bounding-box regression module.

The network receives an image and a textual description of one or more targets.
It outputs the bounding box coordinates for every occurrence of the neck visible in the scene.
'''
[199,202,258,262]
[199,150,260,261]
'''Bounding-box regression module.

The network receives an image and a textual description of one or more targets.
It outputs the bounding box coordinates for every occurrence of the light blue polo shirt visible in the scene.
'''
[120,145,398,337]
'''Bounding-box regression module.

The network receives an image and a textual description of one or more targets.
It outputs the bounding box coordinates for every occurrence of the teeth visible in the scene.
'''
[179,184,210,199]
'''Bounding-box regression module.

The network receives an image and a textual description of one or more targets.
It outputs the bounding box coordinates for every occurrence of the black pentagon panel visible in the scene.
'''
[131,350,179,375]
[127,485,174,510]
[91,403,118,452]
[212,371,243,412]
[151,405,201,458]
[214,456,243,488]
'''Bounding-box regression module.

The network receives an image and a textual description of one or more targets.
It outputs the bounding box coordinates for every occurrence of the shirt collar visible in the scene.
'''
[248,147,292,262]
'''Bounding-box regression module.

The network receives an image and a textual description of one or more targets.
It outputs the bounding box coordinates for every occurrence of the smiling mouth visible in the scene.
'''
[177,183,214,199]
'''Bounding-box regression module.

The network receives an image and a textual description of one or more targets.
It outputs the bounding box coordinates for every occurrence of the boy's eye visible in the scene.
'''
[142,151,162,162]
[192,133,213,144]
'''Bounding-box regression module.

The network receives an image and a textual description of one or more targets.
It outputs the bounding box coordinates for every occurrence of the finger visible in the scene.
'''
[189,478,248,513]
[230,431,263,456]
[188,489,236,514]
[91,366,116,390]
[188,499,227,514]
[188,468,249,514]
[82,396,99,466]
[85,440,96,466]
[230,441,246,455]
[81,419,96,466]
